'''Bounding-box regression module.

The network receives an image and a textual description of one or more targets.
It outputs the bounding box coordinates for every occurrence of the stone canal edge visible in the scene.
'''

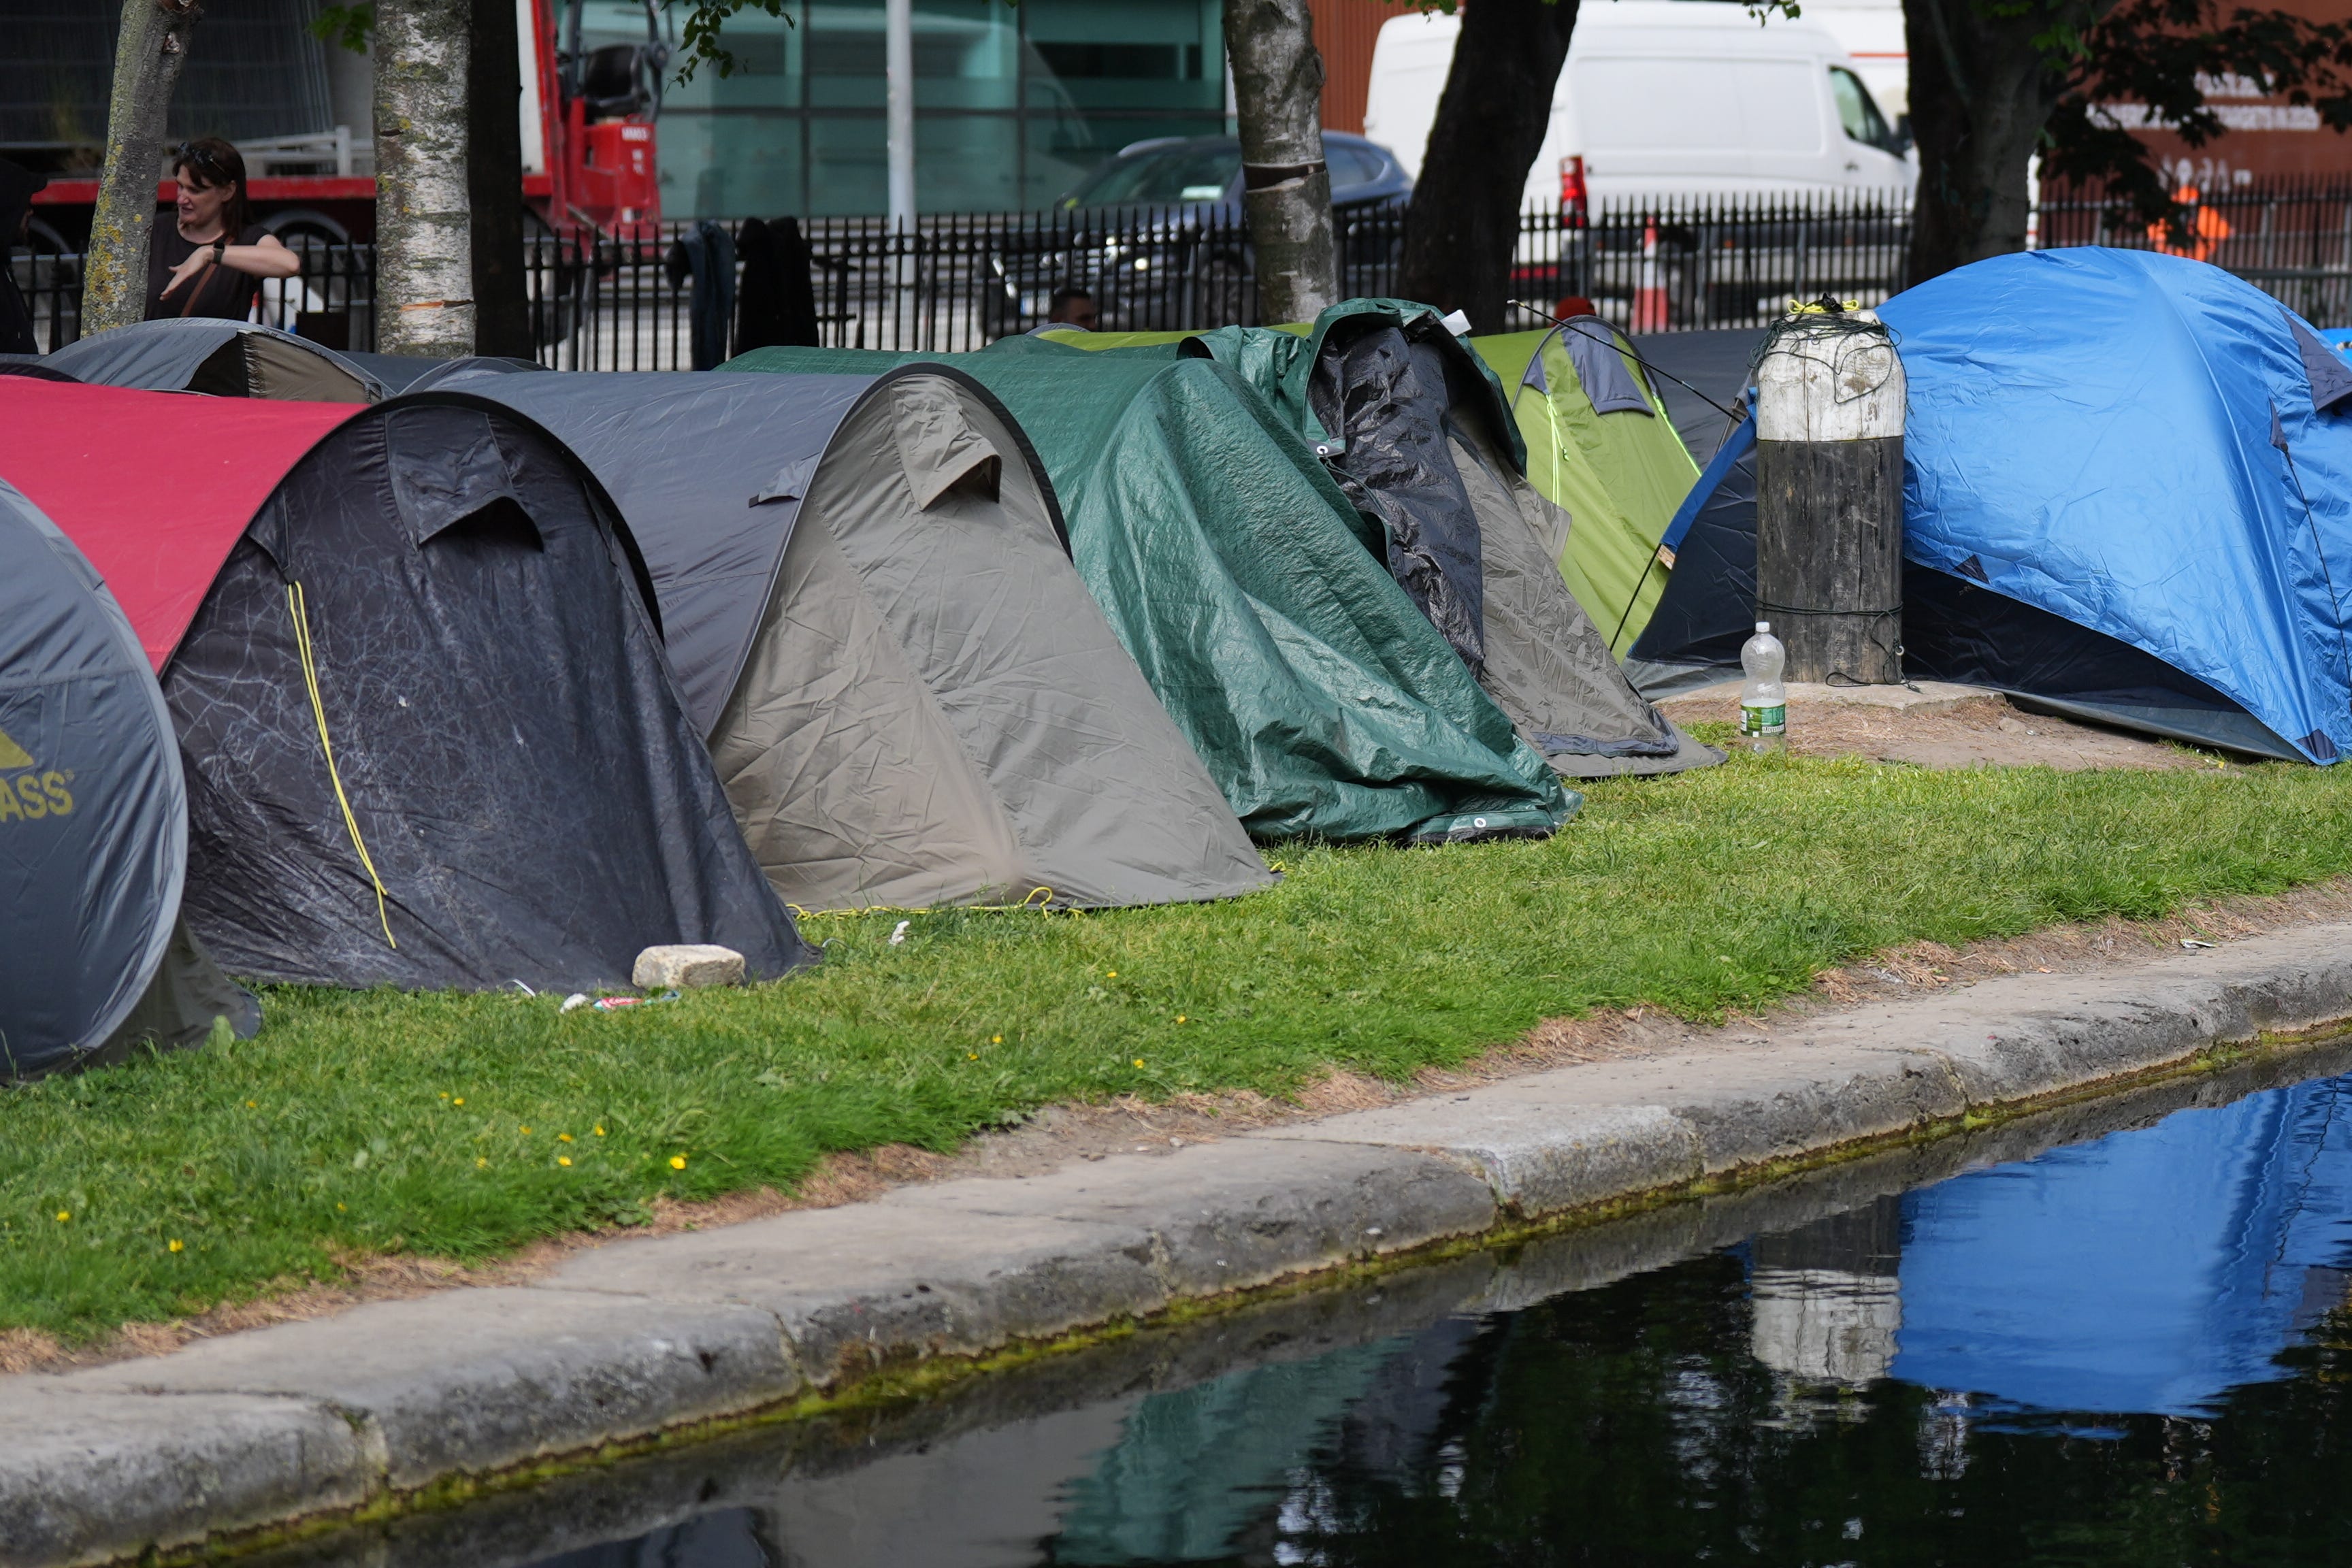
[9,925,2352,1568]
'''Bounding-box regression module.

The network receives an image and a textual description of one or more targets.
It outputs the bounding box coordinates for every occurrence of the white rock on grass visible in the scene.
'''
[632,945,746,990]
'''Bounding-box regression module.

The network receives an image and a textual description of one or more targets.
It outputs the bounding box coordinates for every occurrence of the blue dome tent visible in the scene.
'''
[1629,249,2352,762]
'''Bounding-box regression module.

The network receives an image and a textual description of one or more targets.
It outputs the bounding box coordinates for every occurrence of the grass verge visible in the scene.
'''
[5,739,2351,1341]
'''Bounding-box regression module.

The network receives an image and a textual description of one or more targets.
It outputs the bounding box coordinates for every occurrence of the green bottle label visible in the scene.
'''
[1740,703,1786,737]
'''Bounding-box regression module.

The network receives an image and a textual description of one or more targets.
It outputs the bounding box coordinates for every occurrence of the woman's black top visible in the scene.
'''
[144,221,270,321]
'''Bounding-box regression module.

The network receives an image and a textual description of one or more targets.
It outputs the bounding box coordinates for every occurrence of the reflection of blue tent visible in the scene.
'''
[1632,250,2352,762]
[1892,1075,2352,1416]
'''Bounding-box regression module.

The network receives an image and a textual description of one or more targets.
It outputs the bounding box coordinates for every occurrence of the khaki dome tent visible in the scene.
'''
[1471,318,1708,657]
[1160,304,1720,781]
[0,378,811,990]
[0,476,255,1081]
[44,318,387,403]
[424,359,1272,911]
[727,345,1577,845]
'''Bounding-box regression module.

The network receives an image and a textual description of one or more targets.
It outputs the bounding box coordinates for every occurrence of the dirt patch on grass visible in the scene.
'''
[14,877,2352,1376]
[1659,687,2208,772]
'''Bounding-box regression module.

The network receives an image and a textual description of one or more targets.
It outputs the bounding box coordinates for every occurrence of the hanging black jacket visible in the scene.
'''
[0,158,48,357]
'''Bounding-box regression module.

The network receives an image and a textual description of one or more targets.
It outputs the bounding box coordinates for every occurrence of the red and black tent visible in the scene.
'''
[0,378,810,992]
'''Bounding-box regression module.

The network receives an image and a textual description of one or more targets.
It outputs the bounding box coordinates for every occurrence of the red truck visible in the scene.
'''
[28,0,666,250]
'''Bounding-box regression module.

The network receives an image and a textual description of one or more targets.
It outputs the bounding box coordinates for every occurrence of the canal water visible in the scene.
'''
[261,1049,2352,1568]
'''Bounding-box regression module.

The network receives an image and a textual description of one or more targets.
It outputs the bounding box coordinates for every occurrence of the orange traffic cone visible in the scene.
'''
[1631,217,1669,331]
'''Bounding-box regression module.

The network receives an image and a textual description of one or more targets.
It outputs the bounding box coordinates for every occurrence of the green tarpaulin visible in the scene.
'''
[726,344,1575,844]
[1073,302,1716,780]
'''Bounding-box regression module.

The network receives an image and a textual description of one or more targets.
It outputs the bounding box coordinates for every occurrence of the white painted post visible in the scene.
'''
[885,0,915,231]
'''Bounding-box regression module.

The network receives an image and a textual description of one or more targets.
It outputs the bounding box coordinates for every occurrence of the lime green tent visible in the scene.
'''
[1471,321,1703,657]
[1098,301,1716,779]
[726,344,1575,844]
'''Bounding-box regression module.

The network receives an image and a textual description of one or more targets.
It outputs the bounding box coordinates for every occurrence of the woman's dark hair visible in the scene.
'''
[172,137,252,234]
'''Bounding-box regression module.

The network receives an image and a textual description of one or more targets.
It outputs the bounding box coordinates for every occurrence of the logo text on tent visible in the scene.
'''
[0,724,74,822]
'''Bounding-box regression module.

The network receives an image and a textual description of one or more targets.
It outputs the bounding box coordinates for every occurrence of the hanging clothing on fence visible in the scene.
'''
[664,220,737,370]
[734,216,821,353]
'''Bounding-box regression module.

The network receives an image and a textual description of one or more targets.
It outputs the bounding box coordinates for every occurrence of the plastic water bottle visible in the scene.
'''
[1740,621,1786,752]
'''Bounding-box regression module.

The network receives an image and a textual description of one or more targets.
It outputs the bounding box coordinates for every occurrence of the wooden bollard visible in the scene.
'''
[1754,311,1906,685]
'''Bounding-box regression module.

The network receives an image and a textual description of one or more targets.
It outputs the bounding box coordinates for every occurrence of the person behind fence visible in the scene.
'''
[1042,287,1098,333]
[1,155,45,355]
[146,138,298,322]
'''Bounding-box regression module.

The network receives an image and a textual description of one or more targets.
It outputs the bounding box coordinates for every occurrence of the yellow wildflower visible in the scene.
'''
[519,1126,532,1134]
[476,1158,489,1169]
[669,1154,687,1170]
[1107,970,1117,978]
[54,1210,68,1223]
[557,1156,573,1167]
[593,1124,605,1137]
[1176,1015,1187,1024]
[992,1034,1002,1044]
[1133,1058,1145,1069]
[557,1132,572,1143]
[336,1203,346,1211]
[168,1239,184,1253]
[453,1097,464,1106]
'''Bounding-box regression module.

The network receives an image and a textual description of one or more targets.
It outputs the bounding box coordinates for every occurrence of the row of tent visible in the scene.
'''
[0,305,1716,1079]
[12,246,2351,1079]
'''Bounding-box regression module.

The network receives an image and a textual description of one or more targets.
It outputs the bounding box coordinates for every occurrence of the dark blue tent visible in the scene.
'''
[1630,250,2352,762]
[0,478,254,1079]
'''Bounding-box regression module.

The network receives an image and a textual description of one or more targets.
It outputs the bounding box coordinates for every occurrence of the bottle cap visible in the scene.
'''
[1754,621,1770,634]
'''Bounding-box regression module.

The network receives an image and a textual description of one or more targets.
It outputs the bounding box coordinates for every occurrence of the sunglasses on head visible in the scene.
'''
[174,143,231,182]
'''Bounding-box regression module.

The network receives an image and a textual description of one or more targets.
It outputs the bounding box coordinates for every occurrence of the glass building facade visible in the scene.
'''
[578,0,1228,218]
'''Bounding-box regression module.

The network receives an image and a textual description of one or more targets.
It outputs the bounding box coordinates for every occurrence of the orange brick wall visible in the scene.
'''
[1311,0,1399,134]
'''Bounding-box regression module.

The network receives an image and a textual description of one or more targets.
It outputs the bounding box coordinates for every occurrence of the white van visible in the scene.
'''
[1363,1,1914,208]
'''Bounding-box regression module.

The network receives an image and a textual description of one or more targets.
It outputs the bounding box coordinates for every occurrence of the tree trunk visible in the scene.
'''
[83,0,202,335]
[375,0,474,357]
[469,0,531,358]
[1223,0,1337,325]
[1903,0,2078,282]
[1397,0,1578,331]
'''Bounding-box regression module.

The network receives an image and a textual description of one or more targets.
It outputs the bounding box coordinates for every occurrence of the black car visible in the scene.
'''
[985,133,1411,335]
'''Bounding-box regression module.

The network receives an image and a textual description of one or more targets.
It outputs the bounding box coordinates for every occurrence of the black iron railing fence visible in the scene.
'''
[14,181,2352,366]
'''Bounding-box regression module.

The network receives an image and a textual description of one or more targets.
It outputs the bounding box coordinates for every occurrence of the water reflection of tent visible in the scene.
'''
[1892,1073,2352,1416]
[0,378,807,991]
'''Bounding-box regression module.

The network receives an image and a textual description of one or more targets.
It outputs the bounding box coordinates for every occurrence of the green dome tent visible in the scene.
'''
[727,345,1575,845]
[1088,303,1717,779]
[1471,319,1704,658]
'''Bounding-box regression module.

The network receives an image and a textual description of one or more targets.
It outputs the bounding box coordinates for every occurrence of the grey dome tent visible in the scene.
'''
[1083,306,1720,780]
[44,318,390,402]
[0,476,255,1080]
[425,358,1271,911]
[0,376,811,991]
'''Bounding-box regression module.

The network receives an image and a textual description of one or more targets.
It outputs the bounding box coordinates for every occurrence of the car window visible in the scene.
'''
[1327,144,1384,191]
[1068,144,1239,206]
[1830,67,1900,154]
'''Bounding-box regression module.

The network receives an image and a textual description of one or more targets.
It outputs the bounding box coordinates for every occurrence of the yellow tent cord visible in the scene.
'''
[287,582,397,949]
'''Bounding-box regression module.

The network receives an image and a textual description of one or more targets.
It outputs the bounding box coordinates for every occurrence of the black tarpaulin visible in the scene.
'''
[1309,323,1490,676]
[0,476,254,1079]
